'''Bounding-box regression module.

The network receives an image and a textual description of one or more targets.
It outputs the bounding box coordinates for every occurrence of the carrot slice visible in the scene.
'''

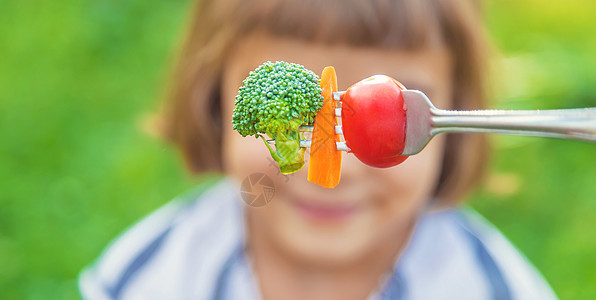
[307,66,342,188]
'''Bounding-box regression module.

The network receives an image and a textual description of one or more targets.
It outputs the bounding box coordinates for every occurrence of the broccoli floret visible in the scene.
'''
[232,61,323,174]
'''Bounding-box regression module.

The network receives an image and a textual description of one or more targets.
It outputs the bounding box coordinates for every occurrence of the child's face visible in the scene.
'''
[221,31,453,264]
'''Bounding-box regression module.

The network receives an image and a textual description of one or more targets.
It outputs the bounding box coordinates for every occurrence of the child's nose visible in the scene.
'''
[337,151,373,187]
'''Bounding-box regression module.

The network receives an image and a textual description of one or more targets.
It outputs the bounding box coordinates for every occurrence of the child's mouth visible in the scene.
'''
[289,197,361,222]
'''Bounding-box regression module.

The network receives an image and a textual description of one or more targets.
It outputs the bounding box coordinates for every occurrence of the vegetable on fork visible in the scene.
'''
[233,61,596,188]
[307,66,342,188]
[341,75,409,168]
[232,61,323,174]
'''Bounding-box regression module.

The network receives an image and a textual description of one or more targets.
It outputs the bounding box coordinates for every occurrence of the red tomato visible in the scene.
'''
[341,75,408,168]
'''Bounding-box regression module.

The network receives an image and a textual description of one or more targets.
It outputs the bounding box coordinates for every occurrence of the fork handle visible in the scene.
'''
[431,107,596,142]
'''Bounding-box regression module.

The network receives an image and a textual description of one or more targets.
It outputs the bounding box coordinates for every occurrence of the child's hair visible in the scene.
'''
[162,0,490,204]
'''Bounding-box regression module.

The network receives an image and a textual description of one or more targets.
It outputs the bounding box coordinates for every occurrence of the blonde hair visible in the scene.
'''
[163,0,490,204]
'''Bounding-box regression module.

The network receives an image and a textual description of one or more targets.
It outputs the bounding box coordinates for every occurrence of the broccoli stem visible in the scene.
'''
[260,130,305,174]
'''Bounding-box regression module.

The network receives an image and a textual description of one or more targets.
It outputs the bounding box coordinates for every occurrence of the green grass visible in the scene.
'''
[470,1,596,298]
[0,0,199,298]
[0,0,594,299]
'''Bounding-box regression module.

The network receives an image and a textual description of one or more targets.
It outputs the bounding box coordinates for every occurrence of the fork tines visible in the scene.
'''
[267,90,350,152]
[265,139,350,152]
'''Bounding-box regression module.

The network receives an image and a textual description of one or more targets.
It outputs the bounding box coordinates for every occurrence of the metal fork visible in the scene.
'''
[273,89,596,155]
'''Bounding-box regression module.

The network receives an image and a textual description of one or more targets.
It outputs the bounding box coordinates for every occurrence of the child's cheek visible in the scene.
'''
[384,134,446,206]
[222,128,279,182]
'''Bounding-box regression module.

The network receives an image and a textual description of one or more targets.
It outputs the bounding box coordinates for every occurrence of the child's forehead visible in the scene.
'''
[227,31,451,93]
[243,0,446,50]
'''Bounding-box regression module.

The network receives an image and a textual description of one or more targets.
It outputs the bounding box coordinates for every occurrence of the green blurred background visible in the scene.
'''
[0,0,595,298]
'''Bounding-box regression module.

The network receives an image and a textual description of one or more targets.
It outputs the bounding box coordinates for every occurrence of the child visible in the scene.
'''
[79,0,557,299]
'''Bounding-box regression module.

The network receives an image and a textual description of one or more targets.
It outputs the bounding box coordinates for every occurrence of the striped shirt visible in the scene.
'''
[79,178,557,300]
